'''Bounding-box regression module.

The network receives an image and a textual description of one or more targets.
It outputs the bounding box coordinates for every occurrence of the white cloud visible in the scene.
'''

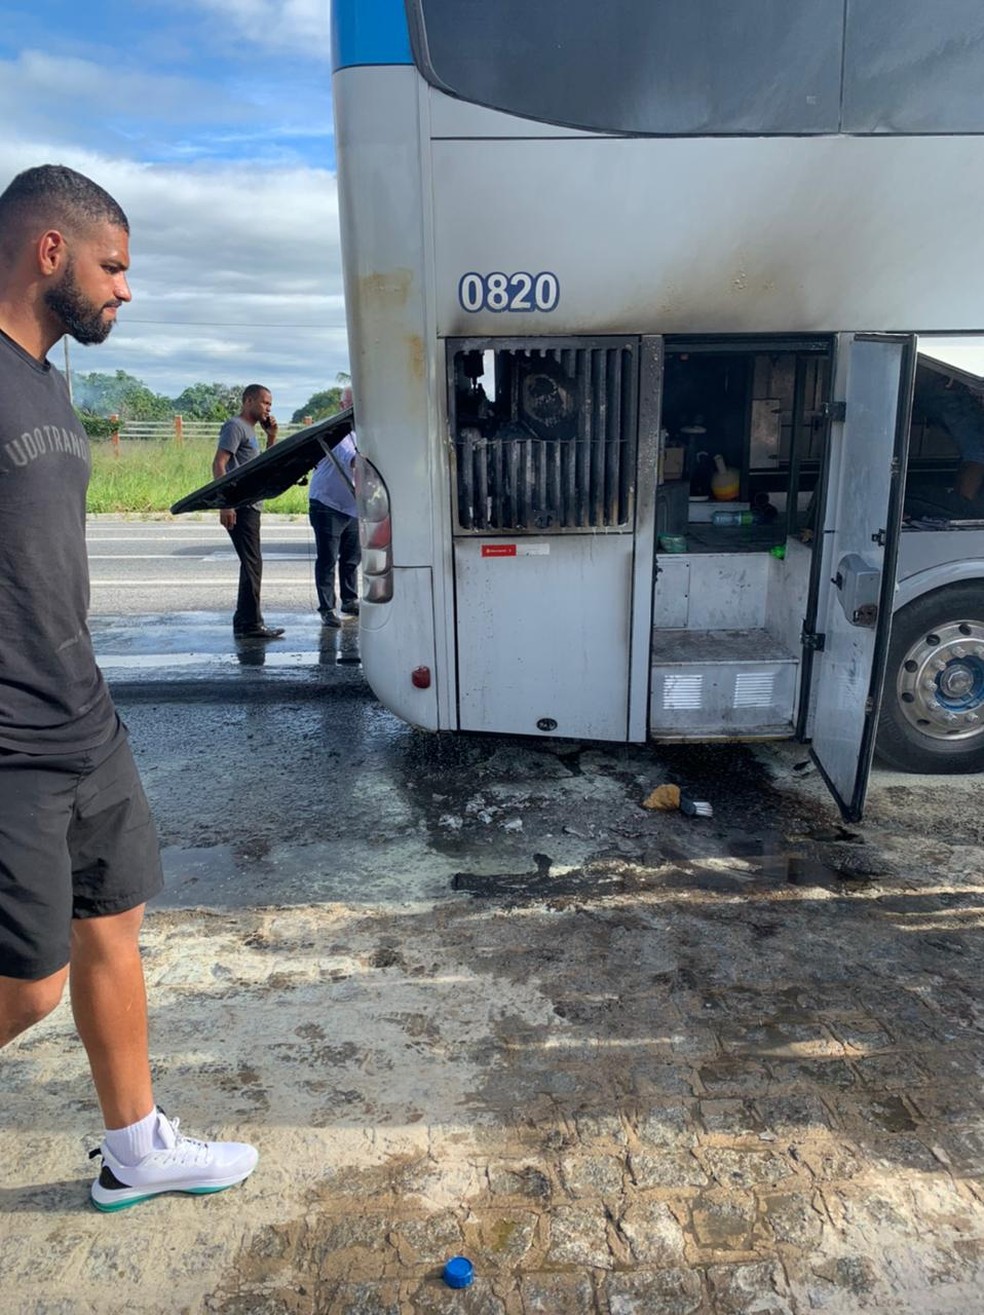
[0,142,349,418]
[0,0,346,419]
[0,51,250,140]
[0,50,332,165]
[167,0,331,56]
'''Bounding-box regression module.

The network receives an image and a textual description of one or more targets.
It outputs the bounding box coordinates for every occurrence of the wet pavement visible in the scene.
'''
[2,600,983,1314]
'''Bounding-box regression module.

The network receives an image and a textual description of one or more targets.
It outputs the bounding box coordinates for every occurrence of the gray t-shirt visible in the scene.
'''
[0,329,115,752]
[217,415,262,510]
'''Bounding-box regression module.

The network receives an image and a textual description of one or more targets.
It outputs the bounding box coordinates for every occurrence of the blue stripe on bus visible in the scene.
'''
[331,0,413,71]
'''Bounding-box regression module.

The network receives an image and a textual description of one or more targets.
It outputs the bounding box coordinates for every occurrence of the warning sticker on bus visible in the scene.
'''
[480,543,550,558]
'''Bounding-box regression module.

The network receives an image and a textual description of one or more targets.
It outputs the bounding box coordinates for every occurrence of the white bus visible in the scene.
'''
[887,343,984,776]
[177,1,984,820]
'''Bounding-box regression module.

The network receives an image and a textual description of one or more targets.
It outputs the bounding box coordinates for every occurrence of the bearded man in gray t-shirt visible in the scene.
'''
[0,164,257,1210]
[212,383,284,639]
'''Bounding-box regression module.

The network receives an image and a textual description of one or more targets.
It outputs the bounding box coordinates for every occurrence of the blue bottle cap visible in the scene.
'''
[442,1256,474,1289]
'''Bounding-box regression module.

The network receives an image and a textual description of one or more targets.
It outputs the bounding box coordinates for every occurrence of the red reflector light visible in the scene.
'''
[411,666,431,689]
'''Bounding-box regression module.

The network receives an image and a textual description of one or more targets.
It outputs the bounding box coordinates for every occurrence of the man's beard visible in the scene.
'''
[43,259,117,345]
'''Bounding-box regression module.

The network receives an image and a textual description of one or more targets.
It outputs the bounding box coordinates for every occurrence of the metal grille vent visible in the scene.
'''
[453,345,636,532]
[662,673,704,710]
[733,672,777,708]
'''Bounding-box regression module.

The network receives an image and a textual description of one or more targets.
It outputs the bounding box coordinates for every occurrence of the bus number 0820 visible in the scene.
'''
[458,271,559,313]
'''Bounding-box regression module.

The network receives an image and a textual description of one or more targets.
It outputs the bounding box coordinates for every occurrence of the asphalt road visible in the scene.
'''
[87,512,320,618]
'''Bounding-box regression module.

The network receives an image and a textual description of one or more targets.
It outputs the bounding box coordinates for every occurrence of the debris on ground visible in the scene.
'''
[642,783,713,818]
[679,791,713,818]
[641,782,681,810]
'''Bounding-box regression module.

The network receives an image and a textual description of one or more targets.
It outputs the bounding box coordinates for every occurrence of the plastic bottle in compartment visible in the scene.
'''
[711,509,754,526]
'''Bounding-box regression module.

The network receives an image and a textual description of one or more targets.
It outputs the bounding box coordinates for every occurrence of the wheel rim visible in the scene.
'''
[896,618,984,743]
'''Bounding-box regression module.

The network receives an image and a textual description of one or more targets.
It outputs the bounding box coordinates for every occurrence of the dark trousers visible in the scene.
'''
[226,505,264,631]
[309,501,359,617]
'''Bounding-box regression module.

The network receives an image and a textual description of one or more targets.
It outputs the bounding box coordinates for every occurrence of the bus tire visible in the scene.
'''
[877,583,984,773]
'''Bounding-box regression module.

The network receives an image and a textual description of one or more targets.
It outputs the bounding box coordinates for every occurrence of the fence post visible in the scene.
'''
[110,414,120,456]
[174,414,184,445]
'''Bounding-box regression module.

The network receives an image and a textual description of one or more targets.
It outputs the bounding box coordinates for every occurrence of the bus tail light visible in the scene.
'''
[365,575,393,603]
[362,515,391,549]
[361,547,389,576]
[354,455,393,604]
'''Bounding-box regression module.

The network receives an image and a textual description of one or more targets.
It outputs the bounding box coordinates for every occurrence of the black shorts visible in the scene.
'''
[0,717,164,981]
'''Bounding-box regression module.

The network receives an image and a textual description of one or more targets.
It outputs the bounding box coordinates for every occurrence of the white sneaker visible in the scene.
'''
[90,1109,258,1212]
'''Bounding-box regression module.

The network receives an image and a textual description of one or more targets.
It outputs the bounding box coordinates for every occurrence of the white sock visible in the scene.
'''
[103,1107,158,1165]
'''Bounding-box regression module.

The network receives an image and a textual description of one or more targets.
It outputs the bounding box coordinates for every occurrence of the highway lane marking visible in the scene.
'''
[86,533,313,540]
[87,553,314,560]
[89,578,312,586]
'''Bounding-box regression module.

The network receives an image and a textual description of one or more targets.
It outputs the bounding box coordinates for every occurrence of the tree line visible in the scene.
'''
[73,370,351,430]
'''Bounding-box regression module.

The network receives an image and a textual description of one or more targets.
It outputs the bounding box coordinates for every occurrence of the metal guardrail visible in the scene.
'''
[103,417,317,442]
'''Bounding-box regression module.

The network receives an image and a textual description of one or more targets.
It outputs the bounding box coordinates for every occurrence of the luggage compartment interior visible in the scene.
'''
[650,339,831,739]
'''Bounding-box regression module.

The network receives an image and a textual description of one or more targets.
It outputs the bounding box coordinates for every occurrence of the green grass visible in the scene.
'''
[86,438,308,515]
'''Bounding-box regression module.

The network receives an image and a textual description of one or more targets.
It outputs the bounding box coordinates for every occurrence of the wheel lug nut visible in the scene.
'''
[952,645,968,659]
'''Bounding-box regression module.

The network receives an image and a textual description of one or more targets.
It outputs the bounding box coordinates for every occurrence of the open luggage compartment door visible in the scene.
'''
[809,334,915,820]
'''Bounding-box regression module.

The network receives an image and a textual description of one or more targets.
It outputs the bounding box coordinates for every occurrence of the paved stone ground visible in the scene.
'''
[4,874,983,1310]
[2,735,983,1313]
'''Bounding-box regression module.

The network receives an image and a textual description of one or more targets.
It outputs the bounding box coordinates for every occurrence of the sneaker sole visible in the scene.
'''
[91,1184,227,1212]
[91,1175,252,1212]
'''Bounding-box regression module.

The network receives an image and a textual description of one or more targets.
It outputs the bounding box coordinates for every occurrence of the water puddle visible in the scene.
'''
[452,853,624,902]
[98,649,332,670]
[758,855,865,886]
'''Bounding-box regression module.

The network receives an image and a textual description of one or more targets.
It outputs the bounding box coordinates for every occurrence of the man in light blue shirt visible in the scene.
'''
[308,385,359,627]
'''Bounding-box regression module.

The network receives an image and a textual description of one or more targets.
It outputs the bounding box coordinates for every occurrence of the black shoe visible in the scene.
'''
[341,602,360,616]
[236,625,285,639]
[321,612,341,628]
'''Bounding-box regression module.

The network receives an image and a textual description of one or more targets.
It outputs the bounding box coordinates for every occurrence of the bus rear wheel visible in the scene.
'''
[877,584,984,773]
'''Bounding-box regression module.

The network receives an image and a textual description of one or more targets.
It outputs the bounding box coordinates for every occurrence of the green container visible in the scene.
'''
[659,534,687,553]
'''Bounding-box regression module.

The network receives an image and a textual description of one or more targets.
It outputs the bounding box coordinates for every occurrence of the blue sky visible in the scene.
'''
[0,0,346,419]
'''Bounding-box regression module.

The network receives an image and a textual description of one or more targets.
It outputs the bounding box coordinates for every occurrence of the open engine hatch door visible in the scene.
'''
[809,335,916,821]
[169,408,353,513]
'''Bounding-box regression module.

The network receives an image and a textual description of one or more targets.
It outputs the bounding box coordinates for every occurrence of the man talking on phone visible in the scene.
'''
[212,384,284,639]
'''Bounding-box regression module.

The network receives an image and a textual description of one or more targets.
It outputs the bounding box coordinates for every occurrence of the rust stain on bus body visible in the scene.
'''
[356,270,425,387]
[358,269,412,310]
[406,333,425,384]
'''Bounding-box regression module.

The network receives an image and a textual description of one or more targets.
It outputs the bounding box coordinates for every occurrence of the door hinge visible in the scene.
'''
[822,400,846,423]
[801,628,826,652]
[864,696,875,716]
[871,528,886,546]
